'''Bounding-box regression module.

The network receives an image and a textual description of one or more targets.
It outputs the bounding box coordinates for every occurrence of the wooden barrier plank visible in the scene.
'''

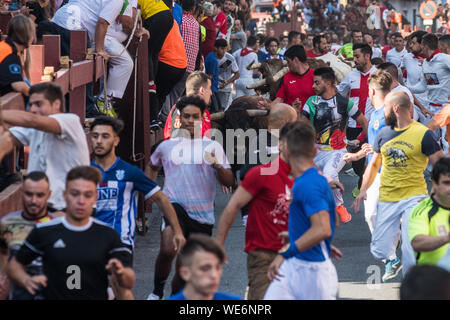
[29,44,44,85]
[43,35,61,71]
[69,85,86,124]
[69,30,87,63]
[0,181,22,218]
[54,69,70,95]
[70,60,94,90]
[0,92,25,111]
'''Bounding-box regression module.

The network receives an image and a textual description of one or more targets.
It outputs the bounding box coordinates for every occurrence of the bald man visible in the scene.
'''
[353,91,444,281]
[364,34,382,59]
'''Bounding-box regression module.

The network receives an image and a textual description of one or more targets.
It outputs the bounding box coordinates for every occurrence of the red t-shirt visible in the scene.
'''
[163,105,211,140]
[214,12,227,38]
[382,45,391,59]
[275,69,315,108]
[240,157,293,253]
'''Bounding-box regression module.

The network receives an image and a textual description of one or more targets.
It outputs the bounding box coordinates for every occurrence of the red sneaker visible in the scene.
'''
[336,205,352,224]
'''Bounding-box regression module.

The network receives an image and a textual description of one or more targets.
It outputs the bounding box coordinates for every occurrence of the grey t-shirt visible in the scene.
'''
[231,30,247,53]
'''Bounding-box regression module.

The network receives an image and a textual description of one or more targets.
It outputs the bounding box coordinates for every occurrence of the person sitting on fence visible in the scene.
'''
[0,82,90,213]
[49,0,135,117]
[0,14,34,97]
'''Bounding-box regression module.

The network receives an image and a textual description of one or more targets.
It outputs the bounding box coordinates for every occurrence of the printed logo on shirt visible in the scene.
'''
[289,80,296,84]
[97,187,119,211]
[115,170,125,181]
[386,147,409,167]
[9,64,21,74]
[424,73,440,86]
[373,120,380,130]
[53,239,66,248]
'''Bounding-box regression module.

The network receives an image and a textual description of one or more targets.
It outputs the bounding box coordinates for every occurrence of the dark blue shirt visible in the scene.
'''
[166,290,241,300]
[205,52,219,92]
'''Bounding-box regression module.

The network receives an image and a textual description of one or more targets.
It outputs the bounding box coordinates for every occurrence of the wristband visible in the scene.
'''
[279,241,300,259]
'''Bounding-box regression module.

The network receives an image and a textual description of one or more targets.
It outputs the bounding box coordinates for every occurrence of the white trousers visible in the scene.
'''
[235,77,255,98]
[263,257,338,300]
[370,194,427,276]
[103,35,134,99]
[314,148,347,206]
[364,173,380,234]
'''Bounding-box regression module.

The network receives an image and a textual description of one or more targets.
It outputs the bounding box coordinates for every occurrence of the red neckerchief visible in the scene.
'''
[413,53,425,59]
[426,49,442,61]
[240,47,254,56]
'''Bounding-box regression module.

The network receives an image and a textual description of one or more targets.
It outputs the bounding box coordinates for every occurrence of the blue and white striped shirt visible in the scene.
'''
[91,158,160,247]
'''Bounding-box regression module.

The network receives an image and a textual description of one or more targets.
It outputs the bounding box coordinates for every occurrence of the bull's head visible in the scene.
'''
[245,59,289,100]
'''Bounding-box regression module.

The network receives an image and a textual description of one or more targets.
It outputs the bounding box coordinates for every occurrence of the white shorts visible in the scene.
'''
[364,173,380,234]
[371,194,427,275]
[263,257,338,300]
[314,148,346,206]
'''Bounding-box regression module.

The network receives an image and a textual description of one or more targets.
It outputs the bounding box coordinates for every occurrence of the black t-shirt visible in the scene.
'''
[0,38,23,96]
[15,217,133,300]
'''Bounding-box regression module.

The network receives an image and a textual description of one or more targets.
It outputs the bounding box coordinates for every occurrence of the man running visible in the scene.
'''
[263,121,338,300]
[7,166,135,299]
[90,116,185,253]
[301,67,368,223]
[353,91,444,280]
[0,172,55,300]
[146,96,234,299]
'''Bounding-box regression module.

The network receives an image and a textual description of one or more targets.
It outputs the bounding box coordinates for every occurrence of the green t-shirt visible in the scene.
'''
[338,43,354,59]
[409,197,450,266]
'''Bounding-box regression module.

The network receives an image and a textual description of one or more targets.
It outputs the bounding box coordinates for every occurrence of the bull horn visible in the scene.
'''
[282,60,288,66]
[246,78,267,89]
[247,109,269,117]
[272,67,289,82]
[247,62,262,70]
[210,111,225,121]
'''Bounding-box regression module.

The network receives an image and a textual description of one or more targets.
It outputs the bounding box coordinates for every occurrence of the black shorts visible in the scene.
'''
[162,203,213,238]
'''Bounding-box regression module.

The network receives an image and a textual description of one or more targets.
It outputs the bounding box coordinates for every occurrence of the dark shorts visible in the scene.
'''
[162,203,213,238]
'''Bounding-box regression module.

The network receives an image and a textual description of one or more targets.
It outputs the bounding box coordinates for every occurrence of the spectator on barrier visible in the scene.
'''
[0,82,90,212]
[0,14,34,97]
[0,172,56,300]
[166,234,241,300]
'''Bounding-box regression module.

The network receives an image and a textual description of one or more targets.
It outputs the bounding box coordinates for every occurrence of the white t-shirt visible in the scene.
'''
[372,47,382,59]
[422,52,450,106]
[10,113,90,210]
[386,47,408,68]
[391,84,422,121]
[150,137,230,225]
[400,52,428,106]
[218,52,239,92]
[233,48,258,79]
[52,0,124,44]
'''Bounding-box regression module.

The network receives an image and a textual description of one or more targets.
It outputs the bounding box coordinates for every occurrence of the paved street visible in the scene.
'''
[132,168,403,300]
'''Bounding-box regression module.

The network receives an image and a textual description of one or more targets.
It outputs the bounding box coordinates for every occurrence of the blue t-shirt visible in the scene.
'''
[91,158,160,247]
[289,167,336,262]
[172,3,183,35]
[166,290,241,300]
[261,53,286,61]
[367,105,386,164]
[205,52,219,92]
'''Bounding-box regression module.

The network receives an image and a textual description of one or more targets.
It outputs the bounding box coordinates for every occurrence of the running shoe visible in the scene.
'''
[150,119,162,132]
[96,97,117,118]
[382,258,402,282]
[352,185,360,198]
[336,205,352,223]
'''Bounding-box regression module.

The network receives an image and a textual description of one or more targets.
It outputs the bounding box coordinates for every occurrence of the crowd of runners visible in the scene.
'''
[0,0,449,300]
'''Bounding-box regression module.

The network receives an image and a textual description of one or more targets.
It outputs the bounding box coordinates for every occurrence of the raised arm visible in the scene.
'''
[2,110,61,134]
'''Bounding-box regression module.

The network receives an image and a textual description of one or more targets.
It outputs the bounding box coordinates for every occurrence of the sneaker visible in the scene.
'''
[352,185,360,198]
[96,97,117,118]
[85,106,104,119]
[148,82,157,94]
[146,292,162,300]
[382,258,402,282]
[336,205,352,223]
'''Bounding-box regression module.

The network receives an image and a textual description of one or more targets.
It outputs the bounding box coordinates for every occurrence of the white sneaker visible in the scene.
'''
[146,293,161,300]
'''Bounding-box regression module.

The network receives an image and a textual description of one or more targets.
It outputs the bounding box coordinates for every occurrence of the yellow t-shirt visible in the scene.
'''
[409,197,450,266]
[374,121,441,202]
[138,0,169,20]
